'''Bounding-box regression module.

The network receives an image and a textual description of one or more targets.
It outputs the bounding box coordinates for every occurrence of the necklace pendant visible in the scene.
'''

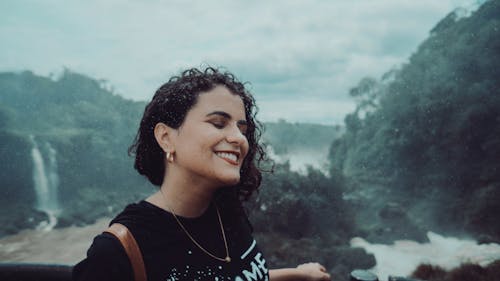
[225,256,231,263]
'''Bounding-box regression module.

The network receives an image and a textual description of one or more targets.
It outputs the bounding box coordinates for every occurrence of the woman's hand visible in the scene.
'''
[269,262,331,281]
[296,262,331,281]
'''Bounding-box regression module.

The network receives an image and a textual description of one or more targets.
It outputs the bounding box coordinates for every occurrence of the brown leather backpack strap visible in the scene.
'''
[104,223,147,281]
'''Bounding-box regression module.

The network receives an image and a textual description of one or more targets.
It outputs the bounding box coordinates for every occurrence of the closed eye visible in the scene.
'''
[206,111,247,134]
[207,111,229,129]
[211,121,225,129]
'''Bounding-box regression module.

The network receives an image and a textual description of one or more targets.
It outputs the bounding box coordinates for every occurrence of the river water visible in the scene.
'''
[0,218,110,264]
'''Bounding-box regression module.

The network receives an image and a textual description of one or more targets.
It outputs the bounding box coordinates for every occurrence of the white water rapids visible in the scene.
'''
[351,232,500,280]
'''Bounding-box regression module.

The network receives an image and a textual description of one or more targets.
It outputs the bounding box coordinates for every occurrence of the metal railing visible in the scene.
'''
[0,263,72,281]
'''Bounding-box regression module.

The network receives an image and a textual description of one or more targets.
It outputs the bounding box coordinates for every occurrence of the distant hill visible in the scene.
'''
[262,120,342,173]
[263,120,342,155]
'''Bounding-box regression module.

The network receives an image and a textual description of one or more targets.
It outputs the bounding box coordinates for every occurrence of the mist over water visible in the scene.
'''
[267,145,330,175]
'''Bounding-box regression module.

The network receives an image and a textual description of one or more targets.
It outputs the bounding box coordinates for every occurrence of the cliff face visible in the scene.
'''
[0,131,33,207]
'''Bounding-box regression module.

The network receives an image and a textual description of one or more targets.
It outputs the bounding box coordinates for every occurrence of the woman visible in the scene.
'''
[73,67,331,281]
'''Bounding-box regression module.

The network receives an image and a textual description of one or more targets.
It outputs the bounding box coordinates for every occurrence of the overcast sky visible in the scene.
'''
[0,0,481,124]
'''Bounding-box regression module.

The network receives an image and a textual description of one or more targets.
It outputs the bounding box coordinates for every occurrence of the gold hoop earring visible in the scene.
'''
[166,151,174,163]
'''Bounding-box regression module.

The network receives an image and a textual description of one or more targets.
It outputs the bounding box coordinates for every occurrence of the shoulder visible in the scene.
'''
[72,231,133,281]
[86,232,128,258]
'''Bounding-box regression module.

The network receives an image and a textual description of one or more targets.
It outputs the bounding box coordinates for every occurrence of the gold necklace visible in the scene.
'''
[159,189,231,263]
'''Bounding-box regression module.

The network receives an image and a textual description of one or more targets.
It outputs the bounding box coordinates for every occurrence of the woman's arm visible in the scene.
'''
[269,262,331,281]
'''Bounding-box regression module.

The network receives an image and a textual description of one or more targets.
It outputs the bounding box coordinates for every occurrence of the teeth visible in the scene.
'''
[216,152,238,162]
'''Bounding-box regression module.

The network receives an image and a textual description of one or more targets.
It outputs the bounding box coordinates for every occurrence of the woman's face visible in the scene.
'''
[170,85,249,188]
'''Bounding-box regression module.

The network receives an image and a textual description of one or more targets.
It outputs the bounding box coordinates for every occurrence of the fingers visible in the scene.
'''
[318,271,331,281]
[319,264,326,272]
[297,262,331,280]
[310,262,326,272]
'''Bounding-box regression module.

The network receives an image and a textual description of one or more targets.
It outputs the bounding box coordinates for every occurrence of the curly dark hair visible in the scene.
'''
[129,67,267,202]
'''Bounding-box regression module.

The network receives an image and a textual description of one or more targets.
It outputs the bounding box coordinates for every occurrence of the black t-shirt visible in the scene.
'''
[73,201,269,281]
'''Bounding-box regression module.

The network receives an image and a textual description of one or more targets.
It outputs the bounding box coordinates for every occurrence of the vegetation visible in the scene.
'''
[329,0,500,242]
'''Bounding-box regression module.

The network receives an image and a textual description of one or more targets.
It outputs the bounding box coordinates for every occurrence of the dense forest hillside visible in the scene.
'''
[0,70,151,232]
[330,0,500,243]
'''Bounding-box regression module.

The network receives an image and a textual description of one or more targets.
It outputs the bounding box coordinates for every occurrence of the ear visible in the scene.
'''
[154,122,176,153]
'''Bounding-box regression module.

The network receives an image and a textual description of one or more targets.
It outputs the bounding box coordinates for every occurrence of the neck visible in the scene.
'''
[148,167,217,218]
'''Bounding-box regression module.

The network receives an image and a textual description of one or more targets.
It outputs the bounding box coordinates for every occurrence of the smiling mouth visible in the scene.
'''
[215,151,239,165]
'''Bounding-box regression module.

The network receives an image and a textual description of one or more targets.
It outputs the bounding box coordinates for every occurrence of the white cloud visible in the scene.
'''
[0,0,480,123]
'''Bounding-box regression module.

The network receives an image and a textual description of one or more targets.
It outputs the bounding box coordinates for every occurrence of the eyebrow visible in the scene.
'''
[206,111,248,126]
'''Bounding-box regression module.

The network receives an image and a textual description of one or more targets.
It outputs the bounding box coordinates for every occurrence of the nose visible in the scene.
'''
[226,125,247,146]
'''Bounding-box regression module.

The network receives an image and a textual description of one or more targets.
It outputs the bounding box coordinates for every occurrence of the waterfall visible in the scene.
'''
[30,136,60,231]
